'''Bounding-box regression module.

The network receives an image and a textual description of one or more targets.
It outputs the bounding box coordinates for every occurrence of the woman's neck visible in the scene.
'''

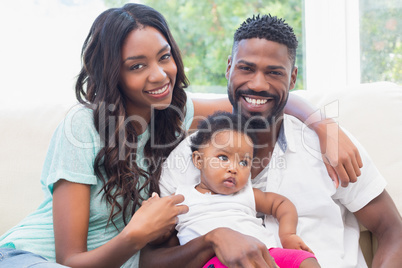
[125,106,151,135]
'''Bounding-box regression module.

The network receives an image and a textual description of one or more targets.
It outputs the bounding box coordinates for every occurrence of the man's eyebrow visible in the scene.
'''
[267,65,286,70]
[123,44,170,63]
[237,59,286,70]
[237,59,256,67]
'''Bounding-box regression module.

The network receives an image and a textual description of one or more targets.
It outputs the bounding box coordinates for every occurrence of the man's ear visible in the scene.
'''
[225,55,232,80]
[192,151,202,170]
[289,66,298,90]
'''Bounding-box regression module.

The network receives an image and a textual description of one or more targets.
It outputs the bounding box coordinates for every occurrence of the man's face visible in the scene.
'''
[226,38,298,127]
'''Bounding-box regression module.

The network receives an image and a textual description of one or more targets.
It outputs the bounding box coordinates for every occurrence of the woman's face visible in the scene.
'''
[119,26,177,121]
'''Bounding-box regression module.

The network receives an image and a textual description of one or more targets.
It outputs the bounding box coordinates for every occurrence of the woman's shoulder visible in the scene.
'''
[54,104,100,147]
[64,104,94,125]
[63,104,96,131]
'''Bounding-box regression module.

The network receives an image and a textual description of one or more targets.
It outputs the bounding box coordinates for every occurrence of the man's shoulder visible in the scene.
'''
[283,114,321,152]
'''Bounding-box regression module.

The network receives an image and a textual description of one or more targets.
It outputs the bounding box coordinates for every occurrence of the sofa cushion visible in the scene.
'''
[293,82,402,214]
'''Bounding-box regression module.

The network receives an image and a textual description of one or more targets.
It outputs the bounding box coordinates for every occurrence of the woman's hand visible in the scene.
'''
[205,227,278,268]
[122,193,188,249]
[311,118,363,188]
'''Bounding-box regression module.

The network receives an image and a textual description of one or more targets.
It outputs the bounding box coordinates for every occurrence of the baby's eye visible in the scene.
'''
[218,155,228,161]
[239,160,248,167]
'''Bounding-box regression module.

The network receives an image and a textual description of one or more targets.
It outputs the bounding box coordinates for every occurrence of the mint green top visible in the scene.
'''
[0,96,194,267]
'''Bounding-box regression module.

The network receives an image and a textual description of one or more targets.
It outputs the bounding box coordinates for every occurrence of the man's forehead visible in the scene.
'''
[235,38,286,54]
[233,38,291,67]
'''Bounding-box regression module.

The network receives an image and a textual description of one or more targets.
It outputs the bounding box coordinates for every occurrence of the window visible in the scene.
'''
[360,0,402,83]
[133,0,304,93]
[2,0,399,106]
[304,0,401,91]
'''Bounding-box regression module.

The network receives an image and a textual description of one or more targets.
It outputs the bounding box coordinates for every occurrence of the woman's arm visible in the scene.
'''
[53,180,187,267]
[253,188,312,253]
[191,94,363,187]
[285,93,363,188]
[190,97,232,130]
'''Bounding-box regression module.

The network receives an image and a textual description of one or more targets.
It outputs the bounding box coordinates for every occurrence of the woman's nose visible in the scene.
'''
[149,64,167,83]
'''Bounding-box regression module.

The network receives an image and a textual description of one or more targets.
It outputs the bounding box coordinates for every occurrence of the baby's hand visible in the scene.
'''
[281,234,314,254]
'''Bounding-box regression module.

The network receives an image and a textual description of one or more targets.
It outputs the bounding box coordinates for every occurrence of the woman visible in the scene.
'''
[0,3,361,267]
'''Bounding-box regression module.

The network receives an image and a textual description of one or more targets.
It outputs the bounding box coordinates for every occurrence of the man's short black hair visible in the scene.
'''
[190,111,257,155]
[232,14,298,67]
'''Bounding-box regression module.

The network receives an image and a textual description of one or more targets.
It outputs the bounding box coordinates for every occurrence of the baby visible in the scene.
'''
[175,111,320,268]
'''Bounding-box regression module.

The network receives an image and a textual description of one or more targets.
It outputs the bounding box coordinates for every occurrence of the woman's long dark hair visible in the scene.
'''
[75,3,188,227]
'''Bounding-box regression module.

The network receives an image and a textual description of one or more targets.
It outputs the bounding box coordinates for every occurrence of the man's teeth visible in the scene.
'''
[244,97,268,105]
[148,85,168,95]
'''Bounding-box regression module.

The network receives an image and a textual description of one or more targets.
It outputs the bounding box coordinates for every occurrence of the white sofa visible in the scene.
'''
[1,82,401,267]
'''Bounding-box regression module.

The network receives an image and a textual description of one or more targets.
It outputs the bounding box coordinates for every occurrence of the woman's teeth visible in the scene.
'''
[148,84,168,95]
[244,97,268,105]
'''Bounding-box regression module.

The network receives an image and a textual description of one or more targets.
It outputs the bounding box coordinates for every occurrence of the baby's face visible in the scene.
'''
[193,130,254,195]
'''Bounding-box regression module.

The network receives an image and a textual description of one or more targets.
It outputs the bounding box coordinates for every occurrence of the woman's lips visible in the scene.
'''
[145,83,170,98]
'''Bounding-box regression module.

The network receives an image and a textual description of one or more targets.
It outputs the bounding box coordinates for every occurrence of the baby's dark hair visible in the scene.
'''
[232,14,298,67]
[190,111,257,155]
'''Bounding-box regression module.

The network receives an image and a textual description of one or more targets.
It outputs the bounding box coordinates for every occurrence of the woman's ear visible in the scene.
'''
[192,151,202,170]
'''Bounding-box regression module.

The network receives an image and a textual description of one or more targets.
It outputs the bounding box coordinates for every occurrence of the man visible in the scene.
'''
[140,15,402,267]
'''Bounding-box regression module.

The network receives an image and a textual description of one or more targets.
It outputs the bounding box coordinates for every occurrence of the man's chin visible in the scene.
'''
[234,110,273,129]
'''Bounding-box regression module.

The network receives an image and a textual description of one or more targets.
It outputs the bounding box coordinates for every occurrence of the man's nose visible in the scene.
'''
[248,72,268,92]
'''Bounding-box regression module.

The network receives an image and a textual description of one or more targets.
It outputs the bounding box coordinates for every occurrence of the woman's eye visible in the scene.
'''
[239,160,248,167]
[130,64,145,70]
[161,53,171,61]
[218,155,228,161]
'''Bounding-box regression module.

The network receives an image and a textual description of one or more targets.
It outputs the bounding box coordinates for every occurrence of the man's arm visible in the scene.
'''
[354,190,402,267]
[139,228,276,268]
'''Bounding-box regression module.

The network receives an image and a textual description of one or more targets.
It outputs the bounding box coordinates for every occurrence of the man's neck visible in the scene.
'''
[251,117,284,179]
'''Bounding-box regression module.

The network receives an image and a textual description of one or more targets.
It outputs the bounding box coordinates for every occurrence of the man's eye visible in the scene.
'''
[218,155,228,161]
[268,71,282,76]
[239,66,252,71]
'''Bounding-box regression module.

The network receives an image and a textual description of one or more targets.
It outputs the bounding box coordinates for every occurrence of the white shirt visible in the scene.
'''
[160,114,387,268]
[175,181,277,247]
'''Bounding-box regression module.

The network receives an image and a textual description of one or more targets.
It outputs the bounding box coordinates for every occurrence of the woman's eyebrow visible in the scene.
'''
[123,44,170,63]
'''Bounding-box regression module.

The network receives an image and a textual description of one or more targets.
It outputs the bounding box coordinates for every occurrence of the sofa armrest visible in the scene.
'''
[0,102,73,234]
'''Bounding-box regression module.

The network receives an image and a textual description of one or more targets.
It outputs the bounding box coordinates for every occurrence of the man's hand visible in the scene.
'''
[205,228,278,267]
